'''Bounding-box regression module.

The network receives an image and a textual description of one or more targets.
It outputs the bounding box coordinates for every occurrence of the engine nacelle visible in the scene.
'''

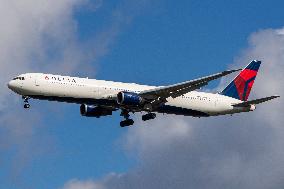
[80,104,112,117]
[117,92,143,106]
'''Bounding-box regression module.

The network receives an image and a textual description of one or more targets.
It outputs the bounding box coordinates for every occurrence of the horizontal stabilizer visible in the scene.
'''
[232,95,280,107]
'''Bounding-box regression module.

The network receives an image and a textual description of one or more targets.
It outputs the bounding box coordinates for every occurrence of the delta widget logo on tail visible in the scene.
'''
[221,60,261,101]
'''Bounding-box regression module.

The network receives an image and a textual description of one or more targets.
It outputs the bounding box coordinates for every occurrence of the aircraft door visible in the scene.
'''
[93,86,100,98]
[35,75,40,87]
[214,98,218,107]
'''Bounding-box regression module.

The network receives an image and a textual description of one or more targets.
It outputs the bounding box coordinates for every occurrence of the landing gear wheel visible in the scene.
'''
[24,104,30,109]
[120,109,134,127]
[142,113,156,121]
[120,119,134,127]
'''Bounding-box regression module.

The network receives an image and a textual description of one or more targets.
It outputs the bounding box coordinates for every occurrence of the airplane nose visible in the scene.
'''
[7,80,15,90]
[7,81,12,89]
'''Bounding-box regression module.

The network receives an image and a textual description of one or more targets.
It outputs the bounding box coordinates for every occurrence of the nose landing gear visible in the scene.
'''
[23,96,30,109]
[24,103,30,109]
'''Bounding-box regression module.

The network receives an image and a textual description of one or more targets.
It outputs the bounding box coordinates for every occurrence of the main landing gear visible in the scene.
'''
[142,113,156,121]
[23,96,30,109]
[119,110,157,127]
[120,110,134,127]
[120,119,134,127]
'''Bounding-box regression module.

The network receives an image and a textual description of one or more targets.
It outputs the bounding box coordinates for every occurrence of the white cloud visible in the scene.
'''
[61,28,284,189]
[0,0,108,186]
[0,0,155,187]
[0,0,86,106]
[0,0,91,184]
[61,179,104,189]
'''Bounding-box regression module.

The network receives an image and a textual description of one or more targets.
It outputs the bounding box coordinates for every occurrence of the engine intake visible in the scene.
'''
[117,92,143,106]
[80,104,112,117]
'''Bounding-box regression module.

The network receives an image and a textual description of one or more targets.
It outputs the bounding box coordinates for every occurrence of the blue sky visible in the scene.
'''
[1,0,284,189]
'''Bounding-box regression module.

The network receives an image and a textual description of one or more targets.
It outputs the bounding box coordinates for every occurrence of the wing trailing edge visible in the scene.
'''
[139,68,241,100]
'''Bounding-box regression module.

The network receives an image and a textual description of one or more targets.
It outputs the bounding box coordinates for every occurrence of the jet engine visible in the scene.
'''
[117,92,143,106]
[80,104,112,117]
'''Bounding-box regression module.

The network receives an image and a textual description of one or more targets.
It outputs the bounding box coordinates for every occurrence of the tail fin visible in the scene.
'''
[220,60,261,101]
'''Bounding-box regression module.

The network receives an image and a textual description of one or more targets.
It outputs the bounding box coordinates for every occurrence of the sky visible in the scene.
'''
[0,0,284,189]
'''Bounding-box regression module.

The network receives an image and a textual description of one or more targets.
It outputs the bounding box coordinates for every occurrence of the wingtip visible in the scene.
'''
[224,68,242,74]
[234,68,242,72]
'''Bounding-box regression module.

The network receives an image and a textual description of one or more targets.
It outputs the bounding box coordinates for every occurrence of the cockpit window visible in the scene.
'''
[12,77,25,80]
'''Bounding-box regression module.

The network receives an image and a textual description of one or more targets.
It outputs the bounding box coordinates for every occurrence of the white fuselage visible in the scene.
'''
[7,73,253,117]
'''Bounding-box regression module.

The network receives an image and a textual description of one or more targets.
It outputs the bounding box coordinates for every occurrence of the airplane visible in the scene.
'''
[7,60,279,127]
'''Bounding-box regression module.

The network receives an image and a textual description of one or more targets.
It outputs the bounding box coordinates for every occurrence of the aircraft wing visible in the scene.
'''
[139,69,241,100]
[232,95,280,107]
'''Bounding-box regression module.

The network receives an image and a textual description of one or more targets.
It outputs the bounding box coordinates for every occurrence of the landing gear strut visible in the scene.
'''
[23,96,30,109]
[120,109,134,127]
[142,113,156,121]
